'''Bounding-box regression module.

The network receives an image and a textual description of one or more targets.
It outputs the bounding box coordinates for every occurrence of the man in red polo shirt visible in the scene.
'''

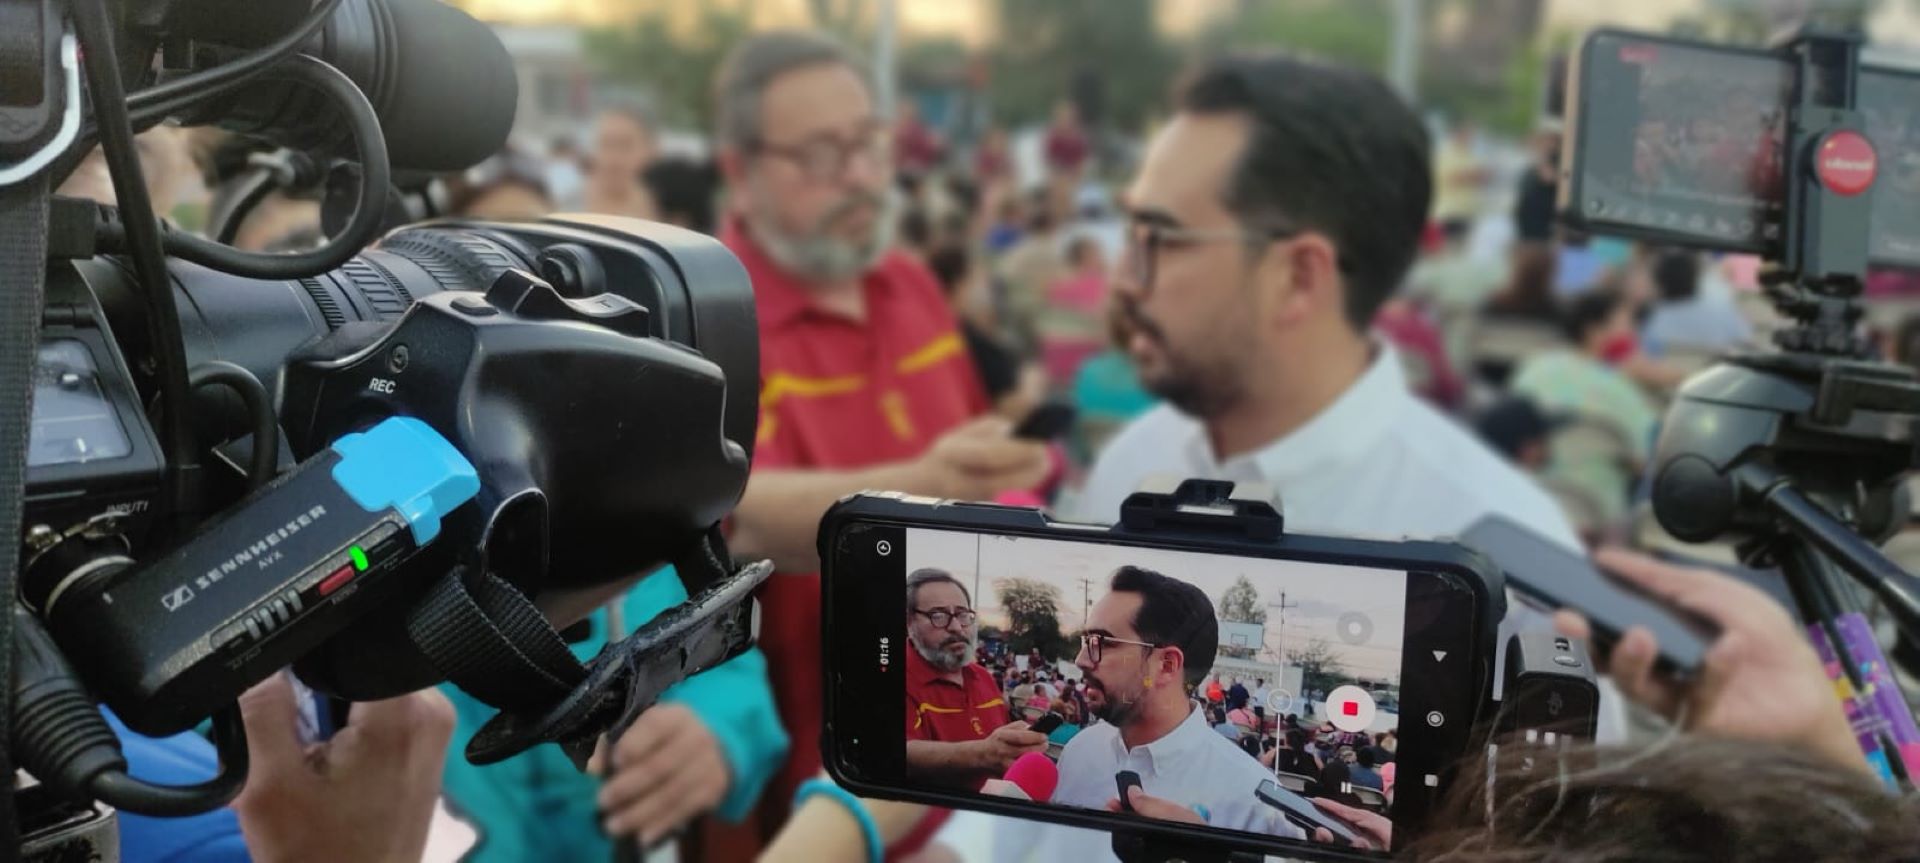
[711,30,1050,829]
[903,568,1046,791]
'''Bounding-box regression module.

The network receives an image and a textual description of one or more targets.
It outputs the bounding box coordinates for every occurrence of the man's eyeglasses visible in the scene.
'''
[912,607,977,629]
[1077,631,1158,665]
[752,123,893,182]
[1120,220,1350,296]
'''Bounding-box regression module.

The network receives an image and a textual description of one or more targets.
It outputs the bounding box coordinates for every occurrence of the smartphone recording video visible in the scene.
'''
[822,496,1499,859]
[1560,30,1920,267]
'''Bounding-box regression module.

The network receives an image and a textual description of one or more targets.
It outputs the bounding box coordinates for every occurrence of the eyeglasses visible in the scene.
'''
[752,123,893,183]
[1077,631,1158,665]
[912,606,977,629]
[1120,221,1294,297]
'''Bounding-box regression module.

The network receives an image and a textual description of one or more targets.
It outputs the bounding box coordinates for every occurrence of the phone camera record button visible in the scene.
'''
[875,540,893,556]
[1426,710,1446,728]
[1553,654,1582,668]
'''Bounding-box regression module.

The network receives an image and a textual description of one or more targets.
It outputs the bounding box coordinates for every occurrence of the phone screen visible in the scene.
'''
[1565,32,1790,250]
[828,520,1489,858]
[1565,30,1920,267]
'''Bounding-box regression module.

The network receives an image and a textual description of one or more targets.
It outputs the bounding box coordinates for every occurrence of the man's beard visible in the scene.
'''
[746,181,899,284]
[1082,671,1144,727]
[910,627,975,674]
[1113,297,1244,419]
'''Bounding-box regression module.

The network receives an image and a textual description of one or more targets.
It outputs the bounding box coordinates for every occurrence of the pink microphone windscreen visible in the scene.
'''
[1003,751,1059,803]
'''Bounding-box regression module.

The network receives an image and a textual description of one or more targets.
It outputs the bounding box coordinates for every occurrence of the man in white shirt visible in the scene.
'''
[1050,566,1304,841]
[1072,48,1602,734]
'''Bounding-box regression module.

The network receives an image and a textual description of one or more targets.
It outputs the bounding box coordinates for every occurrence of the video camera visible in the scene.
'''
[0,0,769,854]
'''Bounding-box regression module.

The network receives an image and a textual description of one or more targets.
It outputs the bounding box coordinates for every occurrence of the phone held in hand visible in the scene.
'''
[817,489,1505,860]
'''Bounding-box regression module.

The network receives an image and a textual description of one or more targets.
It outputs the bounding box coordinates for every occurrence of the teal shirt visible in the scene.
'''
[440,567,788,863]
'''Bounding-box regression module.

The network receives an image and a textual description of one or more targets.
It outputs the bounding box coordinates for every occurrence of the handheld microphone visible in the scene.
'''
[1002,752,1059,802]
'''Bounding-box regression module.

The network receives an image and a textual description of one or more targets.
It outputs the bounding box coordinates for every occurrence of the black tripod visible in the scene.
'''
[1648,30,1920,786]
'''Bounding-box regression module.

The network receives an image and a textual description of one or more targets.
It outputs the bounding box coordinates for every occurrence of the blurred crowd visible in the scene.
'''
[65,17,1920,863]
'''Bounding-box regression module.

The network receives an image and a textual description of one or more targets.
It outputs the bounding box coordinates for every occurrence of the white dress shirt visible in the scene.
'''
[1053,705,1302,838]
[1069,345,1625,740]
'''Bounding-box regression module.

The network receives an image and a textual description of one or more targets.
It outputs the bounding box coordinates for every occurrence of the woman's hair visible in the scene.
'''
[1404,736,1920,863]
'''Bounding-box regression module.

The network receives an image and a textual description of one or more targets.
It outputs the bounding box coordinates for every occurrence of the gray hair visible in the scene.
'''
[713,30,868,150]
[906,567,970,612]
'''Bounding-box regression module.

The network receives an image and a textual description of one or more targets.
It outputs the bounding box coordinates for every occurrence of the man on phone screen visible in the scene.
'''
[1049,567,1304,843]
[903,568,1047,790]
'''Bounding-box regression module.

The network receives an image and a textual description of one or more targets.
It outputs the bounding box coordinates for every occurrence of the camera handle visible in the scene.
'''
[1104,478,1283,863]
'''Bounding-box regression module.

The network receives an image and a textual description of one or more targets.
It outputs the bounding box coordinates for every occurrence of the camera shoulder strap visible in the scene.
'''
[0,172,52,853]
[405,563,587,713]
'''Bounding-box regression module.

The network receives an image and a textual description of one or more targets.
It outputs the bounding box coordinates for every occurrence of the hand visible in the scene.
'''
[1308,798,1392,849]
[916,417,1049,501]
[973,720,1047,772]
[233,675,455,863]
[1103,786,1205,824]
[1554,549,1866,775]
[595,704,732,845]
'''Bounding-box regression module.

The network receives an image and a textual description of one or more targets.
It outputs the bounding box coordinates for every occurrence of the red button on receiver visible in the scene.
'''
[317,564,357,596]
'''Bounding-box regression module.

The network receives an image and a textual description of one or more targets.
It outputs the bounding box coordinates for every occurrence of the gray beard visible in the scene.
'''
[911,631,973,673]
[745,184,899,284]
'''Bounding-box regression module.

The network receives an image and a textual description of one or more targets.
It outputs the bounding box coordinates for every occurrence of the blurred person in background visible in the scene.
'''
[1486,241,1560,323]
[1472,396,1560,473]
[928,244,1046,420]
[1431,121,1490,237]
[710,30,1049,848]
[1039,235,1112,386]
[1509,287,1662,525]
[1044,99,1091,223]
[545,135,586,211]
[442,150,553,221]
[1639,248,1753,358]
[1071,304,1159,460]
[995,188,1065,353]
[585,100,660,220]
[895,97,944,182]
[1513,124,1562,246]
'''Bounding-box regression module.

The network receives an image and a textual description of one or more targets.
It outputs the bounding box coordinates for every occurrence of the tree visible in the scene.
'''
[1196,0,1393,73]
[582,5,755,133]
[1217,576,1267,625]
[1293,637,1350,697]
[986,0,1177,132]
[995,578,1072,661]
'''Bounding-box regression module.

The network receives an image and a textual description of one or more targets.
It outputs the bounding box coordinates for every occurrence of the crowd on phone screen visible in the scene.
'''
[66,16,1920,863]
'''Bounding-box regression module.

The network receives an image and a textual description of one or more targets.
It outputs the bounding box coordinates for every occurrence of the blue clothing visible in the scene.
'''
[106,710,251,863]
[1349,764,1385,791]
[1071,350,1157,421]
[1048,722,1082,747]
[441,566,788,863]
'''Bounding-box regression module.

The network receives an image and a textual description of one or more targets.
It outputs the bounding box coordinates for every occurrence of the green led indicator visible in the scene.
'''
[349,546,369,571]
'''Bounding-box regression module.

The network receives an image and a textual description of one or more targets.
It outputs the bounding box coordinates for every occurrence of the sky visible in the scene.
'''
[904,528,1407,683]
